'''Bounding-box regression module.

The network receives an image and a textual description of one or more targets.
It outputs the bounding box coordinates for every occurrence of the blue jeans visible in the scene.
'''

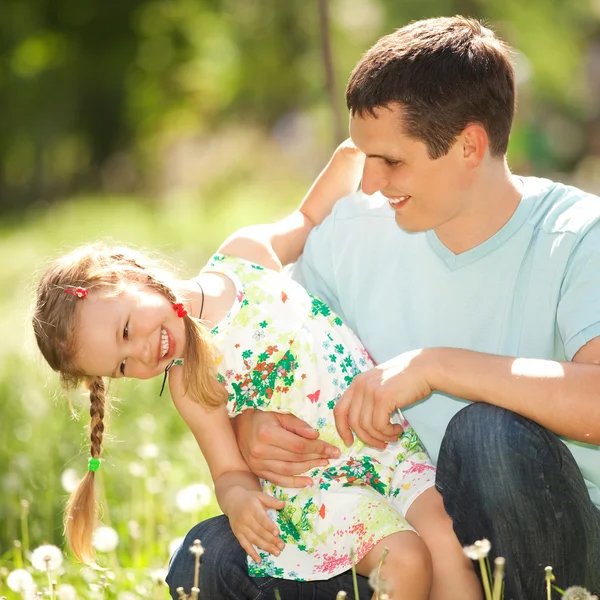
[166,404,600,599]
[436,403,600,599]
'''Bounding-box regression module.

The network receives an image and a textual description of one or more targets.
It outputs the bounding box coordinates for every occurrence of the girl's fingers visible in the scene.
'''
[243,525,283,557]
[259,493,286,511]
[255,470,315,489]
[237,533,262,564]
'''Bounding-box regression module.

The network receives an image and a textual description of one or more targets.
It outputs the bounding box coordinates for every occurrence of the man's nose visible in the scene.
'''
[361,159,388,195]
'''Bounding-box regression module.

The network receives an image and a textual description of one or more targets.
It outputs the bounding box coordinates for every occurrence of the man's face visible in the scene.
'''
[350,103,473,233]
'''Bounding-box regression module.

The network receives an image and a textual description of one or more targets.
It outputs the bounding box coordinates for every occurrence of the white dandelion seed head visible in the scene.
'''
[368,567,388,594]
[168,537,184,557]
[92,526,119,553]
[137,413,157,433]
[56,583,77,600]
[175,483,213,513]
[562,587,595,600]
[137,443,159,460]
[30,544,64,572]
[127,520,141,540]
[145,476,163,495]
[6,568,35,592]
[60,468,81,493]
[150,568,168,584]
[80,565,97,583]
[189,539,204,556]
[128,462,147,478]
[463,538,492,560]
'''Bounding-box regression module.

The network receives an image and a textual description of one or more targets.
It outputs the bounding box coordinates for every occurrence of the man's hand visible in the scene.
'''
[227,490,286,563]
[232,411,341,487]
[334,349,434,448]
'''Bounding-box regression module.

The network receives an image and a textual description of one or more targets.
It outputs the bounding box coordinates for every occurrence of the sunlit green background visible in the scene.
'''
[2,0,600,597]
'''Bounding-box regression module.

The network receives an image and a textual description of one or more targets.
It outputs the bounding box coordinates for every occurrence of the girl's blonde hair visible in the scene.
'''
[32,242,226,564]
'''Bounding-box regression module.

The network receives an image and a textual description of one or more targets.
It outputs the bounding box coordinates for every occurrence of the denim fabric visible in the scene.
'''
[166,514,373,599]
[436,403,600,600]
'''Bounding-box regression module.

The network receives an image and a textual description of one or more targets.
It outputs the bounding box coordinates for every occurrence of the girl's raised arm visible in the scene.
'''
[217,139,364,270]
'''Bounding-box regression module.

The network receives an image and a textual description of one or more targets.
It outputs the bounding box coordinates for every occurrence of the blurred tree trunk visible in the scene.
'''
[318,0,345,144]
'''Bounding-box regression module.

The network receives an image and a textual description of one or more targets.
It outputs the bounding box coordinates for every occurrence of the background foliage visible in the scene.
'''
[2,0,600,597]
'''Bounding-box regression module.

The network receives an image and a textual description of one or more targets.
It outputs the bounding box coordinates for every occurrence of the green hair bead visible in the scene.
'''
[88,457,101,472]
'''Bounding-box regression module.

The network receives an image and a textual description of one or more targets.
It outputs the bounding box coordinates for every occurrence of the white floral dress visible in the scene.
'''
[204,254,436,581]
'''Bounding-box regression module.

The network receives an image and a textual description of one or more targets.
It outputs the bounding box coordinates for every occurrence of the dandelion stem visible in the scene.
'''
[376,547,389,600]
[350,549,359,600]
[19,501,29,557]
[478,556,493,600]
[13,540,23,569]
[492,557,505,600]
[45,563,54,600]
[545,566,555,600]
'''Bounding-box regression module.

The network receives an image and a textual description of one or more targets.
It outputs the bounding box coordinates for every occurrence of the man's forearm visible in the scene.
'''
[429,347,600,444]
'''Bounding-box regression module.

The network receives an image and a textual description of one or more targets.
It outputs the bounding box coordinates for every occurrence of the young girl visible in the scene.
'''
[33,142,481,600]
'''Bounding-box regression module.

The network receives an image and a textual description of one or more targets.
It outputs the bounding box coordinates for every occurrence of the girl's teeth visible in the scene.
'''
[160,328,169,358]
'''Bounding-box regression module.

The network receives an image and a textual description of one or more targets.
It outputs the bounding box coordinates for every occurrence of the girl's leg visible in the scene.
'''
[355,530,432,600]
[406,487,482,600]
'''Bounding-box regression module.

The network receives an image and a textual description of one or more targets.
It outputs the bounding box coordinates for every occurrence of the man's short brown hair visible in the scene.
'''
[346,16,516,159]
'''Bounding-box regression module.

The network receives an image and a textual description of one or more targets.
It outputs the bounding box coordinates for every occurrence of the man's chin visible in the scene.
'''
[394,212,429,233]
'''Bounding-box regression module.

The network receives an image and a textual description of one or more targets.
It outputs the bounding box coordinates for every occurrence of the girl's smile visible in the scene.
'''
[74,282,188,380]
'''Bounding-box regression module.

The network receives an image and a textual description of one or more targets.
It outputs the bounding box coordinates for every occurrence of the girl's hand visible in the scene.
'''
[228,491,286,563]
[334,138,365,167]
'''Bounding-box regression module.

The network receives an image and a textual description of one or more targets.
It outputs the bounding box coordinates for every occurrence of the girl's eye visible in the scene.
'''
[120,360,126,376]
[384,158,400,167]
[123,323,129,340]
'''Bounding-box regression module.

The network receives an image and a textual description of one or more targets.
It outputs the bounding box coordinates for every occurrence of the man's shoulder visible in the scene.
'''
[525,176,600,237]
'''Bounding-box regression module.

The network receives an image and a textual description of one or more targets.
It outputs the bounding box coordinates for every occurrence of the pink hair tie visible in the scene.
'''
[65,287,88,299]
[172,303,187,318]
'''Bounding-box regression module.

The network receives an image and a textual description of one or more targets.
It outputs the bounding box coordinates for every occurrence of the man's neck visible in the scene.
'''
[434,161,523,255]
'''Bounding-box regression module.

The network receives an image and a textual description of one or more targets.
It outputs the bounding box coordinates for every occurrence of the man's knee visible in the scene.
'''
[441,402,563,470]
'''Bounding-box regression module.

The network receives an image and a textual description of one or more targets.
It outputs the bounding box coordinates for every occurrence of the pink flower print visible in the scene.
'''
[407,461,435,474]
[237,290,244,303]
[225,370,234,379]
[241,382,256,396]
[315,552,352,575]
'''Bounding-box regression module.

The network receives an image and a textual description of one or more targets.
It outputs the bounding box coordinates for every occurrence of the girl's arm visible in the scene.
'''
[169,372,285,562]
[217,139,364,270]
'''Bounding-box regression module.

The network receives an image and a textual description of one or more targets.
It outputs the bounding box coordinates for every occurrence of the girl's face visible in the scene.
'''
[74,282,187,380]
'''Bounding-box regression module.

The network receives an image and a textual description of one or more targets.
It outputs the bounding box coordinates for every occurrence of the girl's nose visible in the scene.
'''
[131,337,153,364]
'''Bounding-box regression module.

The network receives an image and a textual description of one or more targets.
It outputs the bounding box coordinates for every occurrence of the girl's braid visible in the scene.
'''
[64,375,107,565]
[88,376,105,460]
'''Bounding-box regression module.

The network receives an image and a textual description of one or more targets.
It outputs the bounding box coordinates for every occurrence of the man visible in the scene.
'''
[167,16,600,599]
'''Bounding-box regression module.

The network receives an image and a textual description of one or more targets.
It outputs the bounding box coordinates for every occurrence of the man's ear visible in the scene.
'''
[461,123,488,167]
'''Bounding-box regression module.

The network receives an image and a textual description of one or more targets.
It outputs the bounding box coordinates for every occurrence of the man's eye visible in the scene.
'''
[120,360,126,376]
[123,323,129,340]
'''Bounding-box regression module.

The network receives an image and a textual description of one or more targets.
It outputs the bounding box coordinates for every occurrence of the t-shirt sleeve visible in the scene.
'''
[290,208,344,317]
[558,220,600,360]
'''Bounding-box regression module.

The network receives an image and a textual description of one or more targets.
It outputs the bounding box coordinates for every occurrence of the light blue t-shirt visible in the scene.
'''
[293,177,600,510]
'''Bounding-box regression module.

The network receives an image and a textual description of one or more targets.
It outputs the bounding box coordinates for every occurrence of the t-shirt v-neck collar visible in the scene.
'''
[425,181,536,270]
